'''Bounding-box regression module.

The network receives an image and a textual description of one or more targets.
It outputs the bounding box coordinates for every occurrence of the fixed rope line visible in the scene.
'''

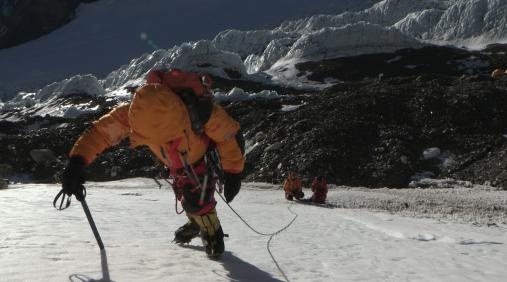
[266,204,298,282]
[216,191,298,282]
[216,191,298,236]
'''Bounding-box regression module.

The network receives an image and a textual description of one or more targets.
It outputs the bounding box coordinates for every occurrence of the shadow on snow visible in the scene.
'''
[68,249,111,282]
[180,244,283,282]
[67,244,281,282]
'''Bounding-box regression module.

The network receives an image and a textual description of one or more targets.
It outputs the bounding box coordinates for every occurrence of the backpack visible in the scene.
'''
[141,69,245,185]
[145,68,214,135]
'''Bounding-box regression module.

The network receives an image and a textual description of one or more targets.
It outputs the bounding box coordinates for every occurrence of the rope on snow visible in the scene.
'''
[216,191,298,282]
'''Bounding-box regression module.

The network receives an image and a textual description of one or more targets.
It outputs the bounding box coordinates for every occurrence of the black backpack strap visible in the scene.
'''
[178,90,213,135]
[196,98,213,126]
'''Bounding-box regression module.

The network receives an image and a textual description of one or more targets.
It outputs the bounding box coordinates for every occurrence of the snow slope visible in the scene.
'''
[2,0,506,112]
[1,178,506,282]
[0,0,378,101]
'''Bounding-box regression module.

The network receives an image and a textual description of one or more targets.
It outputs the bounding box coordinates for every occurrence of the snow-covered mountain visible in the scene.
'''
[1,0,506,112]
[0,0,380,102]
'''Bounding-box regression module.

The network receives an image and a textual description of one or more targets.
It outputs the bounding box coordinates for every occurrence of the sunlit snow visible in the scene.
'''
[1,179,506,282]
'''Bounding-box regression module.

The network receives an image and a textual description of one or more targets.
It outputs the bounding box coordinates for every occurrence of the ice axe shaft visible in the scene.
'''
[53,187,105,250]
[80,198,105,250]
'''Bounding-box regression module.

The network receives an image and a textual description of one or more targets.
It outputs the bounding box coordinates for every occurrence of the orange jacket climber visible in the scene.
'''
[61,69,245,258]
[283,172,304,200]
[70,84,244,175]
[310,176,328,204]
[491,68,506,78]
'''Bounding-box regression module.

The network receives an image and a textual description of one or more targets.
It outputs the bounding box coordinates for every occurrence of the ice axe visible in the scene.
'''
[53,185,105,250]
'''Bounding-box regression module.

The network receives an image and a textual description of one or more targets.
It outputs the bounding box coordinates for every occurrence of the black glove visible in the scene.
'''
[61,156,87,201]
[224,172,242,203]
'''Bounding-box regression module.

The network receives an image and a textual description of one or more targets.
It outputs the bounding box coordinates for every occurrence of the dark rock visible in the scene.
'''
[0,178,7,189]
[0,0,98,49]
[30,149,56,166]
[226,72,507,187]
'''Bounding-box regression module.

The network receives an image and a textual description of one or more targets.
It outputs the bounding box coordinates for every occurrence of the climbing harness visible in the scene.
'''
[162,178,185,215]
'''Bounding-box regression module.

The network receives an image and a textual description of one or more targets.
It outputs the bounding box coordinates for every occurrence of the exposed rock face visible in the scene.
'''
[30,149,56,166]
[0,0,98,48]
[230,74,507,188]
[0,45,506,189]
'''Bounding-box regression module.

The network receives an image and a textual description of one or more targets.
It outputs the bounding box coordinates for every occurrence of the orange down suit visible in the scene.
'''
[69,84,244,215]
[283,173,303,200]
[70,84,244,173]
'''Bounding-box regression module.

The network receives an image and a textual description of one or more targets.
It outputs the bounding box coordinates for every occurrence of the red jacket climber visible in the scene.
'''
[310,176,328,204]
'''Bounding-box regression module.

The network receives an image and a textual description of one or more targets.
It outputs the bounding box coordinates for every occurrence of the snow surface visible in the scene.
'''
[213,87,280,103]
[0,84,281,121]
[1,178,506,282]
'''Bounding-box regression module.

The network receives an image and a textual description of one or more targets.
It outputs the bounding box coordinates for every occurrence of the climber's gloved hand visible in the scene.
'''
[224,172,242,203]
[61,156,87,201]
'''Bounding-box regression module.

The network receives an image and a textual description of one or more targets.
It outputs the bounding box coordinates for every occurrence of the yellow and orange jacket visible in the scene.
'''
[491,68,506,78]
[69,84,244,174]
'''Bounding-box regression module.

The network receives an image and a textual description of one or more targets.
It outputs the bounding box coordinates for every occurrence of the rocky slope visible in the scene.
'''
[1,44,506,189]
[233,73,507,188]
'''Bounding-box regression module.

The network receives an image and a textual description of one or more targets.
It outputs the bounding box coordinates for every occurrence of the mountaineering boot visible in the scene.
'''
[174,220,200,244]
[201,226,225,258]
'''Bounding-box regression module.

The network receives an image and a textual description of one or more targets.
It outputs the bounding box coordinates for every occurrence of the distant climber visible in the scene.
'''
[310,175,328,204]
[491,68,506,78]
[283,171,304,200]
